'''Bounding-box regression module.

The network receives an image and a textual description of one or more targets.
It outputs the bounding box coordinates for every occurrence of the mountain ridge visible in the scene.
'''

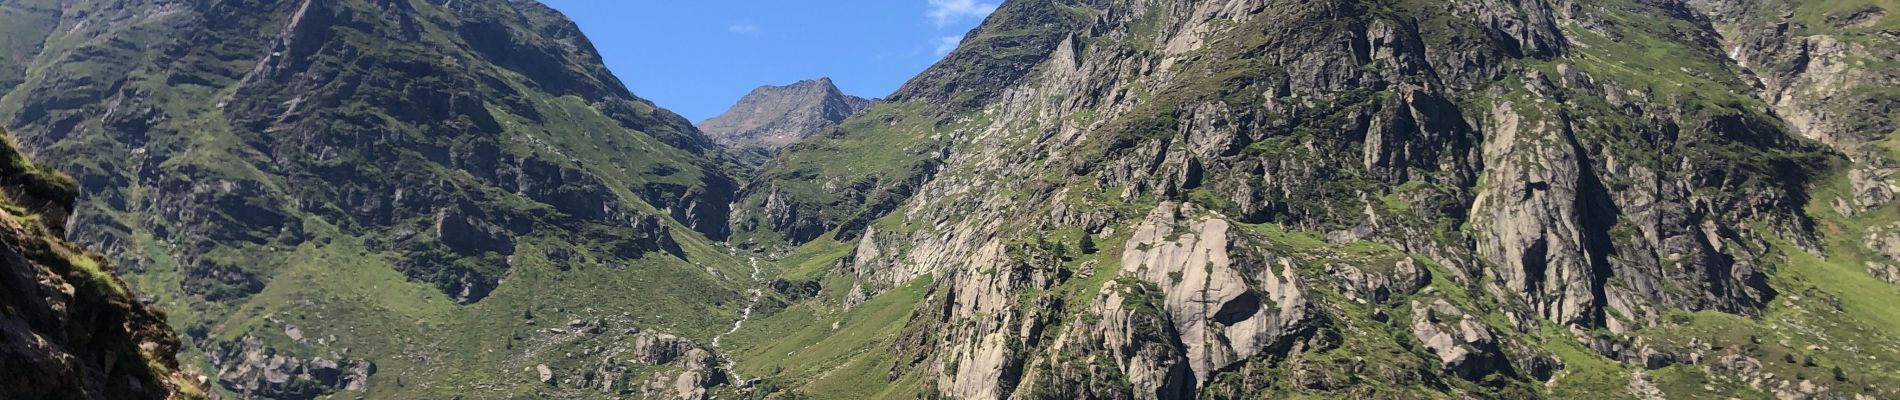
[697,77,874,150]
[0,0,1895,399]
[723,0,1900,398]
[0,0,756,397]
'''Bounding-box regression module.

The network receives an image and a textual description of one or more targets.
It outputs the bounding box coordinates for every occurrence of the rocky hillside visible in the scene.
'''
[0,0,755,397]
[724,0,1900,398]
[3,0,1896,398]
[0,128,205,399]
[697,77,874,150]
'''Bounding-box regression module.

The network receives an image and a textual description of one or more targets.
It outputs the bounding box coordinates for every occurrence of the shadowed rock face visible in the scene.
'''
[697,77,873,149]
[0,127,202,399]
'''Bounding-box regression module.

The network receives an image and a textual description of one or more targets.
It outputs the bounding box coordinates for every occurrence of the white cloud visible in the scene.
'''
[935,35,963,56]
[927,0,997,27]
[728,23,761,35]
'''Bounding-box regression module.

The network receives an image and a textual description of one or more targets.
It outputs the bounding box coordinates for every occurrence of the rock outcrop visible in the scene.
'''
[502,317,738,398]
[620,332,727,400]
[637,347,726,400]
[1117,203,1315,385]
[210,336,374,399]
[1409,299,1507,380]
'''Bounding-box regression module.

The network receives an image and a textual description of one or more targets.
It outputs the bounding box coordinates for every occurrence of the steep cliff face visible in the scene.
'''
[697,77,873,150]
[0,128,205,399]
[1691,0,1900,291]
[1694,0,1899,212]
[0,0,753,397]
[727,0,1900,398]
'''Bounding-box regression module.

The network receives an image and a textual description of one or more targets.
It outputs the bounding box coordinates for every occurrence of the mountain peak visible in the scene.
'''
[697,77,874,149]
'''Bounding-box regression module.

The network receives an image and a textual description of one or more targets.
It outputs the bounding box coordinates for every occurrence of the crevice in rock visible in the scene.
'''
[1568,136,1622,330]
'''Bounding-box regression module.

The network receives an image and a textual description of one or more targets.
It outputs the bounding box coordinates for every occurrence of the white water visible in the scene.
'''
[713,257,765,347]
[712,256,766,383]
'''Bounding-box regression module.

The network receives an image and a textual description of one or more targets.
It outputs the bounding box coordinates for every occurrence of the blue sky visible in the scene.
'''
[540,0,999,122]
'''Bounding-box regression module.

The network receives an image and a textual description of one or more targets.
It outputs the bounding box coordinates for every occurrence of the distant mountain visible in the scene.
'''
[697,78,873,149]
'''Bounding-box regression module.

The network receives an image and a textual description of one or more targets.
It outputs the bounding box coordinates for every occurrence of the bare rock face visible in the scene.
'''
[1117,203,1315,384]
[697,77,873,149]
[1700,0,1900,215]
[1409,299,1507,380]
[1061,279,1195,399]
[1471,99,1603,328]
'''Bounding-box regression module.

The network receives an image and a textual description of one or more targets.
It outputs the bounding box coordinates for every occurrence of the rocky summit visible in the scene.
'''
[698,77,875,151]
[1,0,1898,399]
